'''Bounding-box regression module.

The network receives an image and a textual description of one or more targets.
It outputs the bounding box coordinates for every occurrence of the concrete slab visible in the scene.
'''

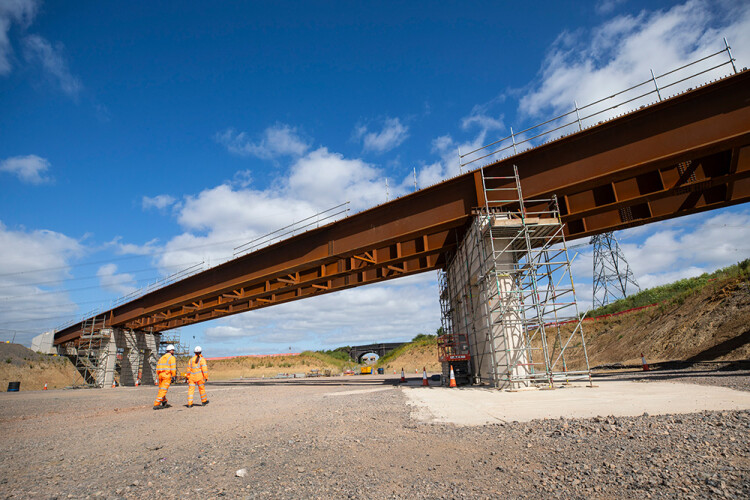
[403,380,750,426]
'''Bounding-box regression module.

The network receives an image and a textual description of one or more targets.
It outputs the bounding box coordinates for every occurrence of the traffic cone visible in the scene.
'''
[135,378,140,387]
[415,368,418,374]
[400,368,406,383]
[112,379,116,388]
[449,365,457,388]
[393,369,396,375]
[422,367,429,386]
[43,383,48,390]
[641,353,650,371]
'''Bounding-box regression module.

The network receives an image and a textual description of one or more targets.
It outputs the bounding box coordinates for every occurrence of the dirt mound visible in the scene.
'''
[209,352,346,380]
[379,342,441,373]
[558,276,750,369]
[0,343,48,366]
[0,343,78,391]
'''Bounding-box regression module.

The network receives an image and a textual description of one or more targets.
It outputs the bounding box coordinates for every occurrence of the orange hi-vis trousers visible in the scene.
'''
[187,378,207,406]
[153,373,172,406]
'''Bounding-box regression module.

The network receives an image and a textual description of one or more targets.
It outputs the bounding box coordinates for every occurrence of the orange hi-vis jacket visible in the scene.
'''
[156,353,177,377]
[187,355,208,382]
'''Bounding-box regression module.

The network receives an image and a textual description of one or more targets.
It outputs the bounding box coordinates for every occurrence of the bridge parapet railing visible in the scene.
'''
[54,262,206,333]
[233,202,351,258]
[459,38,740,172]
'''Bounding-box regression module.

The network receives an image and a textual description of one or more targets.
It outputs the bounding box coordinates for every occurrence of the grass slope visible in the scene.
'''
[587,259,750,317]
[376,337,440,373]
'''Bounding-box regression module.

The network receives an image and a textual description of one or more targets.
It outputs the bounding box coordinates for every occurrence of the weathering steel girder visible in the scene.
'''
[53,70,750,345]
[127,233,453,332]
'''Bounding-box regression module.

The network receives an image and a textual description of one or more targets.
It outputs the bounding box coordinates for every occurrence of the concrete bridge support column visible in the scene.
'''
[112,329,160,386]
[98,328,117,388]
[443,215,530,390]
[485,248,530,388]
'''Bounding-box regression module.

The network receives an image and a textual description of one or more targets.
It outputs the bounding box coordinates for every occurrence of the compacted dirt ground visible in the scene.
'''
[1,370,748,499]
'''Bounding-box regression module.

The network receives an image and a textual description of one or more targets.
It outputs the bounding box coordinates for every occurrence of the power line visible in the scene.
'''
[0,234,255,279]
[0,261,201,290]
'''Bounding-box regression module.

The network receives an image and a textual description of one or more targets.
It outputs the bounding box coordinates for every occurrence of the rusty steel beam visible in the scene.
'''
[54,70,750,346]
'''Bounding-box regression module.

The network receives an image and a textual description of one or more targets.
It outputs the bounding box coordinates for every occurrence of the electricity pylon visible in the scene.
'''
[591,232,640,308]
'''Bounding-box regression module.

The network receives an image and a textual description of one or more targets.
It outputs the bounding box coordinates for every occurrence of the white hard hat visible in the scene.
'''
[166,344,175,351]
[194,346,202,353]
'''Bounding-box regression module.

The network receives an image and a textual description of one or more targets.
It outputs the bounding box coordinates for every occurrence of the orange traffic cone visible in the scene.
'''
[400,368,406,383]
[135,378,140,387]
[641,353,650,371]
[422,367,429,386]
[393,369,396,375]
[449,365,457,388]
[415,368,418,374]
[112,379,116,388]
[43,382,48,390]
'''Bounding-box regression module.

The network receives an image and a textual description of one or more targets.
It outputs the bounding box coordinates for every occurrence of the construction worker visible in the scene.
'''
[153,344,177,410]
[187,345,209,408]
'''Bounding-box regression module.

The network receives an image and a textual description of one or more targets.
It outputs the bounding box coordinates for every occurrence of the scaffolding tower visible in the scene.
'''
[69,314,116,388]
[591,232,640,308]
[437,270,472,385]
[443,165,592,389]
[158,328,190,380]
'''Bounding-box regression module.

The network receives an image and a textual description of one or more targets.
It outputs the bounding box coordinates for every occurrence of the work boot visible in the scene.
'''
[161,399,168,407]
[202,400,209,406]
[162,403,171,409]
[187,404,193,408]
[152,405,162,411]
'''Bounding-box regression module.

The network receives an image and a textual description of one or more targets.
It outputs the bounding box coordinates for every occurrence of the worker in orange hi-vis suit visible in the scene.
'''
[186,346,209,408]
[153,345,177,410]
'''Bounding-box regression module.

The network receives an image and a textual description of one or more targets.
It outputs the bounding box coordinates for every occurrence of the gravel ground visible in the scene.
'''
[1,370,748,499]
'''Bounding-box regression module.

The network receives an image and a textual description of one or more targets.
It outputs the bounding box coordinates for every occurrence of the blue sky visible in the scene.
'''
[1,0,749,354]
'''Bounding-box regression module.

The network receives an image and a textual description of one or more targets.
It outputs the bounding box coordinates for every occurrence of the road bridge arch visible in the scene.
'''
[349,343,406,362]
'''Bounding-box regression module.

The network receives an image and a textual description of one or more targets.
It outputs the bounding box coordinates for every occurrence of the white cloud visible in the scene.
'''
[0,0,37,75]
[106,236,161,257]
[623,210,750,281]
[0,154,51,184]
[355,117,409,154]
[215,123,310,159]
[96,263,137,296]
[519,0,750,123]
[142,194,176,211]
[413,127,494,187]
[287,147,390,211]
[596,0,626,15]
[0,221,83,345]
[22,34,82,97]
[461,99,505,133]
[153,146,394,272]
[411,93,510,190]
[231,169,253,188]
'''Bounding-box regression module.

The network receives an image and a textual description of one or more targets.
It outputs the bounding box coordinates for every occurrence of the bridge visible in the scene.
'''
[54,69,750,348]
[349,343,406,362]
